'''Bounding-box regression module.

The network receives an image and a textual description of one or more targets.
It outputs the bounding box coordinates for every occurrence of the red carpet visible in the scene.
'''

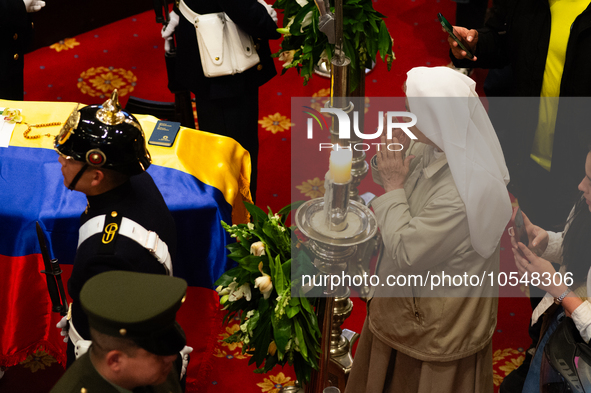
[0,1,532,392]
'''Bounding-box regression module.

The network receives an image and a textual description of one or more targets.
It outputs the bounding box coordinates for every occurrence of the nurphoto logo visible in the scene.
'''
[304,102,418,152]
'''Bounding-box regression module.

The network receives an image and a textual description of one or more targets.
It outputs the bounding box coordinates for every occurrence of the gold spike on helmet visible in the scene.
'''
[54,89,152,176]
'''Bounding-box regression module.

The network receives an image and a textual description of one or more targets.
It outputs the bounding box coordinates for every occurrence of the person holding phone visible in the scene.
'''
[448,2,591,390]
[508,145,591,391]
[447,0,591,232]
[344,66,511,393]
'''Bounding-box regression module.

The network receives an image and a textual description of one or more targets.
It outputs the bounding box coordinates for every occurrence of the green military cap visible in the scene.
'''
[80,270,187,356]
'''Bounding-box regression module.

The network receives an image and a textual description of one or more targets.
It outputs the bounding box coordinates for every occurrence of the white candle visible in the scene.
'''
[329,148,352,183]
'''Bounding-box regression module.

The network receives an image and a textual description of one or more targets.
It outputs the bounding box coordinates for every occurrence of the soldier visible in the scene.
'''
[50,270,187,393]
[54,90,179,367]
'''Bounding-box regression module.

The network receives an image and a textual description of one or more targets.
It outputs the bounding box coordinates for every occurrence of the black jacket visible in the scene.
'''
[0,0,33,100]
[452,0,591,201]
[68,172,177,340]
[173,0,280,99]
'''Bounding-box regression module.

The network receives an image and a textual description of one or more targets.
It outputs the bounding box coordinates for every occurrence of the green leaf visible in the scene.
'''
[251,316,271,367]
[272,314,291,355]
[298,291,314,315]
[277,201,304,224]
[377,20,391,61]
[286,305,299,318]
[214,267,242,287]
[293,319,309,361]
[244,202,267,225]
[227,245,250,261]
[274,254,286,294]
[368,17,379,34]
[238,255,265,273]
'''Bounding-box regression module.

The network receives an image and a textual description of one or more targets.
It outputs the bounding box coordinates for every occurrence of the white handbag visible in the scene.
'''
[179,0,260,78]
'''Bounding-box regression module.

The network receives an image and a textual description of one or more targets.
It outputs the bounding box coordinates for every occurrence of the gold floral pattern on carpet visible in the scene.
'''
[213,321,251,360]
[213,348,250,360]
[20,348,57,373]
[49,38,80,52]
[492,348,524,386]
[259,113,292,134]
[310,88,330,115]
[257,372,295,393]
[77,66,136,98]
[296,177,325,199]
[219,323,245,352]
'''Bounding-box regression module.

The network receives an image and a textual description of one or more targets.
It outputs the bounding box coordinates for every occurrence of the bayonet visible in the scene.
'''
[37,222,68,316]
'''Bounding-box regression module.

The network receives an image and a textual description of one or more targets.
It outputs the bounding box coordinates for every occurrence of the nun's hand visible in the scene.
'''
[377,135,414,192]
[391,125,411,157]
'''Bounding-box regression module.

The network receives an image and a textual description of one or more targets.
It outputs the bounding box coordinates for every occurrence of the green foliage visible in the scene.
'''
[272,0,395,92]
[215,203,321,384]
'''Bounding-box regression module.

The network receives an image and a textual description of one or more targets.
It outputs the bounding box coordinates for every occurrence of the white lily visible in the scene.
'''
[300,11,313,33]
[228,281,252,302]
[215,285,231,296]
[254,262,273,300]
[250,241,266,256]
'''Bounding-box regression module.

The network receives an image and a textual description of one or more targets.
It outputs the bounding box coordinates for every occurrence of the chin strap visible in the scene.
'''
[68,164,89,191]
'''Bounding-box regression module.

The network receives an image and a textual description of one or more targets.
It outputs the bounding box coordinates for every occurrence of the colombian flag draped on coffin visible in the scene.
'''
[0,99,251,391]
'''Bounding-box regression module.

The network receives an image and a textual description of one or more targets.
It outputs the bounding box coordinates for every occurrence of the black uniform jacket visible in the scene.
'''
[0,0,33,99]
[173,0,281,99]
[49,351,182,393]
[452,0,591,203]
[68,172,177,340]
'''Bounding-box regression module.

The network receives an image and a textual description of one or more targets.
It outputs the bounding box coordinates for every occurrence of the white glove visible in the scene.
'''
[23,0,45,13]
[257,0,278,24]
[162,11,180,54]
[179,345,193,380]
[56,316,69,343]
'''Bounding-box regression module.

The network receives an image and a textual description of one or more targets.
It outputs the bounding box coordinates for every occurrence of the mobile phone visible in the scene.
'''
[438,13,474,60]
[514,207,529,247]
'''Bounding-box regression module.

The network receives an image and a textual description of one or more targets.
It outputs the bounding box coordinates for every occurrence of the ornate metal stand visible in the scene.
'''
[295,181,377,391]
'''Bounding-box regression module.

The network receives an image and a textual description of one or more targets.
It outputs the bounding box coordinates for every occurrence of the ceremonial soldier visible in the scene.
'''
[54,90,179,367]
[50,270,187,393]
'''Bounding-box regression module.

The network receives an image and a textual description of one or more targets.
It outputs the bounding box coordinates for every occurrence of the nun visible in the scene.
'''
[345,66,512,393]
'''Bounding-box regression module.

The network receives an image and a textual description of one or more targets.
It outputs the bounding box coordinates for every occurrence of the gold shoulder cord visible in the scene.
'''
[23,122,62,139]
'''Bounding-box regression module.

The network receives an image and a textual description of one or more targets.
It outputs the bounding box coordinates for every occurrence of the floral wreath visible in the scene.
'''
[215,202,321,384]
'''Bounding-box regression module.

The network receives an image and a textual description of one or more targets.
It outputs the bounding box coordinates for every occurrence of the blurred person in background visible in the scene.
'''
[0,0,45,100]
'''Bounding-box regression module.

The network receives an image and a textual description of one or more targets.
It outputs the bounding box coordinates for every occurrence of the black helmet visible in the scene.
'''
[54,90,151,176]
[541,316,591,392]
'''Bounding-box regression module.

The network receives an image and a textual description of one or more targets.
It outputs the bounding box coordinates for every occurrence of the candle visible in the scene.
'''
[329,148,352,183]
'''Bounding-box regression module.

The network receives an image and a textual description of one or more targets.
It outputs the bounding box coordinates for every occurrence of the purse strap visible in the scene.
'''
[178,0,201,23]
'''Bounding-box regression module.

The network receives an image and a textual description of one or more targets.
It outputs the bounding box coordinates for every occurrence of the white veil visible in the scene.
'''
[405,66,512,259]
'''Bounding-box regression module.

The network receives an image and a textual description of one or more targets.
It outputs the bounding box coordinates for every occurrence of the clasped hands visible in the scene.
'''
[376,128,414,193]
